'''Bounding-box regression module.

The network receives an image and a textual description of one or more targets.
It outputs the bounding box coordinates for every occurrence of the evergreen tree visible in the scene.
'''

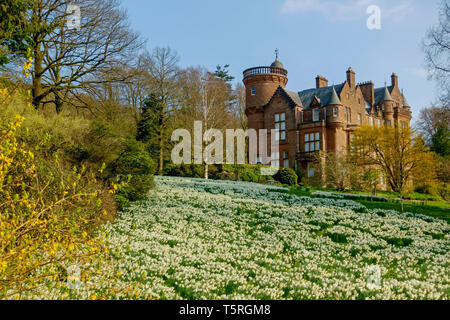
[136,94,163,160]
[0,0,32,65]
[214,64,235,83]
[431,124,450,157]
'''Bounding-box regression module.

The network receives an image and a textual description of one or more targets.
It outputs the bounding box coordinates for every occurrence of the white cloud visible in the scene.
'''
[280,0,412,22]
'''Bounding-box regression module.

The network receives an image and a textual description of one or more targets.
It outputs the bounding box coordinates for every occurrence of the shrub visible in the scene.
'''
[274,168,298,186]
[163,163,279,185]
[0,115,110,298]
[67,120,122,166]
[191,164,205,178]
[241,170,259,183]
[414,184,438,196]
[436,183,449,201]
[164,164,205,178]
[164,164,184,177]
[108,139,156,207]
[213,171,236,181]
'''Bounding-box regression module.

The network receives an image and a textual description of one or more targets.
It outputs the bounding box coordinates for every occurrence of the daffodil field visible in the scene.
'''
[98,177,449,300]
[15,176,449,299]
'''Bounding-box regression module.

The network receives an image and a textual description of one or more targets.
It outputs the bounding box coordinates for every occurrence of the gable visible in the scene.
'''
[265,86,303,109]
[299,83,345,109]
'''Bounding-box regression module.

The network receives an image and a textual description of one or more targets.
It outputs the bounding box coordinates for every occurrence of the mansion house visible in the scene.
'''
[243,58,412,176]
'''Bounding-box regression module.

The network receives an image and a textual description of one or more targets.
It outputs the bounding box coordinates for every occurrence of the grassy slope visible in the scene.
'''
[289,187,450,223]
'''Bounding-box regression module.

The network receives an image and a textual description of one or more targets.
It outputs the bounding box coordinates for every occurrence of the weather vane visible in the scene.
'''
[275,48,279,60]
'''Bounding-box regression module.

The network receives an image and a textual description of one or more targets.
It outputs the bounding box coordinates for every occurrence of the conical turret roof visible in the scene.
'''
[328,86,342,105]
[402,92,410,107]
[381,86,393,102]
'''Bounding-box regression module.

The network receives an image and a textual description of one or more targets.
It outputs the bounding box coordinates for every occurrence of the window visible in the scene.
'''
[251,87,256,96]
[271,152,280,168]
[305,132,320,153]
[283,151,289,168]
[345,107,351,123]
[313,108,320,122]
[275,113,286,141]
[386,120,391,127]
[357,114,362,125]
[333,107,339,117]
[370,117,374,126]
[377,119,381,127]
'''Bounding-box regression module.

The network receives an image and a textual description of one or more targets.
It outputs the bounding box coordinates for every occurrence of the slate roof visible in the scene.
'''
[267,79,410,111]
[284,89,303,107]
[374,86,393,106]
[365,99,372,115]
[329,86,342,105]
[402,93,410,107]
[298,83,345,109]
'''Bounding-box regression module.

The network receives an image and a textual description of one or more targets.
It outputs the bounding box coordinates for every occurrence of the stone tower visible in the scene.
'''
[380,86,394,125]
[243,58,288,132]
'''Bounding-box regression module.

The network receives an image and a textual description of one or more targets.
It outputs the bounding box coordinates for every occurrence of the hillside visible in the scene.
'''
[95,177,449,300]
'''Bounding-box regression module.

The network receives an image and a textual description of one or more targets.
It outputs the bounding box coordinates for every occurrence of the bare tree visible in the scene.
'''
[315,151,355,191]
[416,106,450,144]
[232,83,247,130]
[141,47,180,175]
[423,0,450,107]
[177,66,236,178]
[23,0,143,112]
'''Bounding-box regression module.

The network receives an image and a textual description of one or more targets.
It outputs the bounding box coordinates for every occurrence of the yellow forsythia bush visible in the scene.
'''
[0,114,109,299]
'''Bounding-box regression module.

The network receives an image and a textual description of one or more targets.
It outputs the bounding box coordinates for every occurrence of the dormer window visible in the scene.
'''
[251,87,256,96]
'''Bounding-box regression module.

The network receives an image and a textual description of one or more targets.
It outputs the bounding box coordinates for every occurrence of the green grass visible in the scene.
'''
[357,200,450,223]
[309,187,442,201]
[289,186,450,223]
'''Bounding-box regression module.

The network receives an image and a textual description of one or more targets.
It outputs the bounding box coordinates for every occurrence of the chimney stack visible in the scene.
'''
[391,73,398,88]
[316,75,329,89]
[358,81,375,105]
[347,67,356,88]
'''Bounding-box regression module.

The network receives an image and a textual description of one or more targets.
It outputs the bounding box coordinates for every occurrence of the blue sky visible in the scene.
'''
[121,0,442,121]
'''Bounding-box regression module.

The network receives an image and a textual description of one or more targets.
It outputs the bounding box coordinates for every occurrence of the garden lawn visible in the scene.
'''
[100,176,449,300]
[289,187,450,223]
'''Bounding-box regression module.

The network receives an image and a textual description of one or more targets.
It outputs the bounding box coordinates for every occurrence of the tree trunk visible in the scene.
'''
[32,43,44,109]
[204,164,209,180]
[55,91,63,114]
[159,134,164,176]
